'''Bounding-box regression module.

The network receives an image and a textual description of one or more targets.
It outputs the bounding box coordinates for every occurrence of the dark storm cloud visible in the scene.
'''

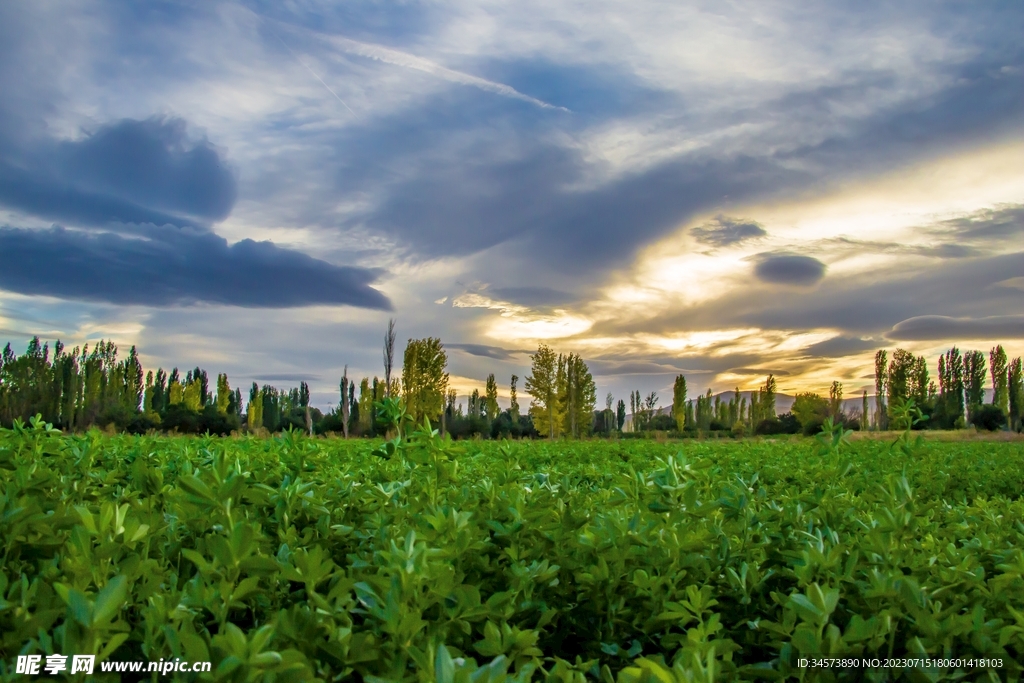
[887,315,1024,341]
[801,336,879,358]
[59,117,237,221]
[690,216,767,248]
[0,163,199,230]
[752,253,827,286]
[0,117,236,227]
[0,225,391,309]
[0,114,393,310]
[447,343,527,360]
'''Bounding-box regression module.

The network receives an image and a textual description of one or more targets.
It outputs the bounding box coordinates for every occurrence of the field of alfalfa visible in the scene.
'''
[2,418,1023,681]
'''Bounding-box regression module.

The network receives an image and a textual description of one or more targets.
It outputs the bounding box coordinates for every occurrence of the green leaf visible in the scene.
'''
[435,643,456,683]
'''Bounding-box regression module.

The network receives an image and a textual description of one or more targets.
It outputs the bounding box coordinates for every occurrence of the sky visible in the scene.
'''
[1,0,1022,411]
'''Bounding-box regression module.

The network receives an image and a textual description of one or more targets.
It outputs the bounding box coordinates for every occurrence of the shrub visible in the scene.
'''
[973,404,1006,431]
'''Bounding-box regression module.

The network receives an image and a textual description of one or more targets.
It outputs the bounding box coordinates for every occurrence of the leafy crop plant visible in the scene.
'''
[0,416,1022,681]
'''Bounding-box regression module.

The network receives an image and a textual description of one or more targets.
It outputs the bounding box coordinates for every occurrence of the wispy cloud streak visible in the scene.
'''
[323,35,570,112]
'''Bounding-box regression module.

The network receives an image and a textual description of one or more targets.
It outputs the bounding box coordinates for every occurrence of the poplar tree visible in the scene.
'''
[643,391,658,431]
[153,369,167,413]
[829,381,843,418]
[599,392,611,434]
[144,371,155,414]
[963,350,987,423]
[861,391,869,430]
[123,346,143,412]
[629,390,639,431]
[756,375,777,422]
[340,366,350,438]
[216,373,231,415]
[247,382,263,430]
[402,338,449,427]
[485,374,500,421]
[525,344,559,438]
[942,347,965,424]
[469,389,480,417]
[1008,357,1023,432]
[183,378,200,411]
[874,350,888,430]
[358,378,373,434]
[169,380,184,406]
[383,319,397,398]
[989,345,1009,415]
[616,399,626,431]
[510,374,519,419]
[559,353,596,438]
[672,375,688,431]
[445,389,457,417]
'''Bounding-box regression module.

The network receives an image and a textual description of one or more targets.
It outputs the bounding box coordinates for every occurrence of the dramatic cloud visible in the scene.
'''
[887,315,1024,342]
[60,117,237,221]
[0,225,391,309]
[752,253,827,286]
[0,167,200,231]
[1,1,1023,402]
[801,336,879,358]
[691,216,767,248]
[0,117,237,228]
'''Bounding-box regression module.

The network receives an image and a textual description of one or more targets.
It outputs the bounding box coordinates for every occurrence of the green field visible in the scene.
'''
[2,421,1023,681]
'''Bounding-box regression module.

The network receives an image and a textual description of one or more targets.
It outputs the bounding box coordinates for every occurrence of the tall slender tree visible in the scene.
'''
[874,350,888,430]
[672,375,688,431]
[340,366,350,438]
[559,353,596,438]
[402,338,449,427]
[1008,357,1023,432]
[247,382,263,430]
[525,344,559,438]
[484,374,500,421]
[964,350,987,424]
[509,374,520,420]
[829,381,843,418]
[383,318,397,398]
[216,373,231,415]
[989,345,1009,415]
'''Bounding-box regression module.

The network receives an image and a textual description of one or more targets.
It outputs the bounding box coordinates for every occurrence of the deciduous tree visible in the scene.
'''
[526,344,559,438]
[672,375,687,431]
[402,338,449,427]
[990,345,1009,415]
[485,374,500,421]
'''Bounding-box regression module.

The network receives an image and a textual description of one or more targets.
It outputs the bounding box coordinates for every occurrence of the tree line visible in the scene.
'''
[1,329,1021,437]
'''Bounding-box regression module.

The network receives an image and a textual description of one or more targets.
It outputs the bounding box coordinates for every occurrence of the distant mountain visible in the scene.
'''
[623,387,995,429]
[624,391,883,429]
